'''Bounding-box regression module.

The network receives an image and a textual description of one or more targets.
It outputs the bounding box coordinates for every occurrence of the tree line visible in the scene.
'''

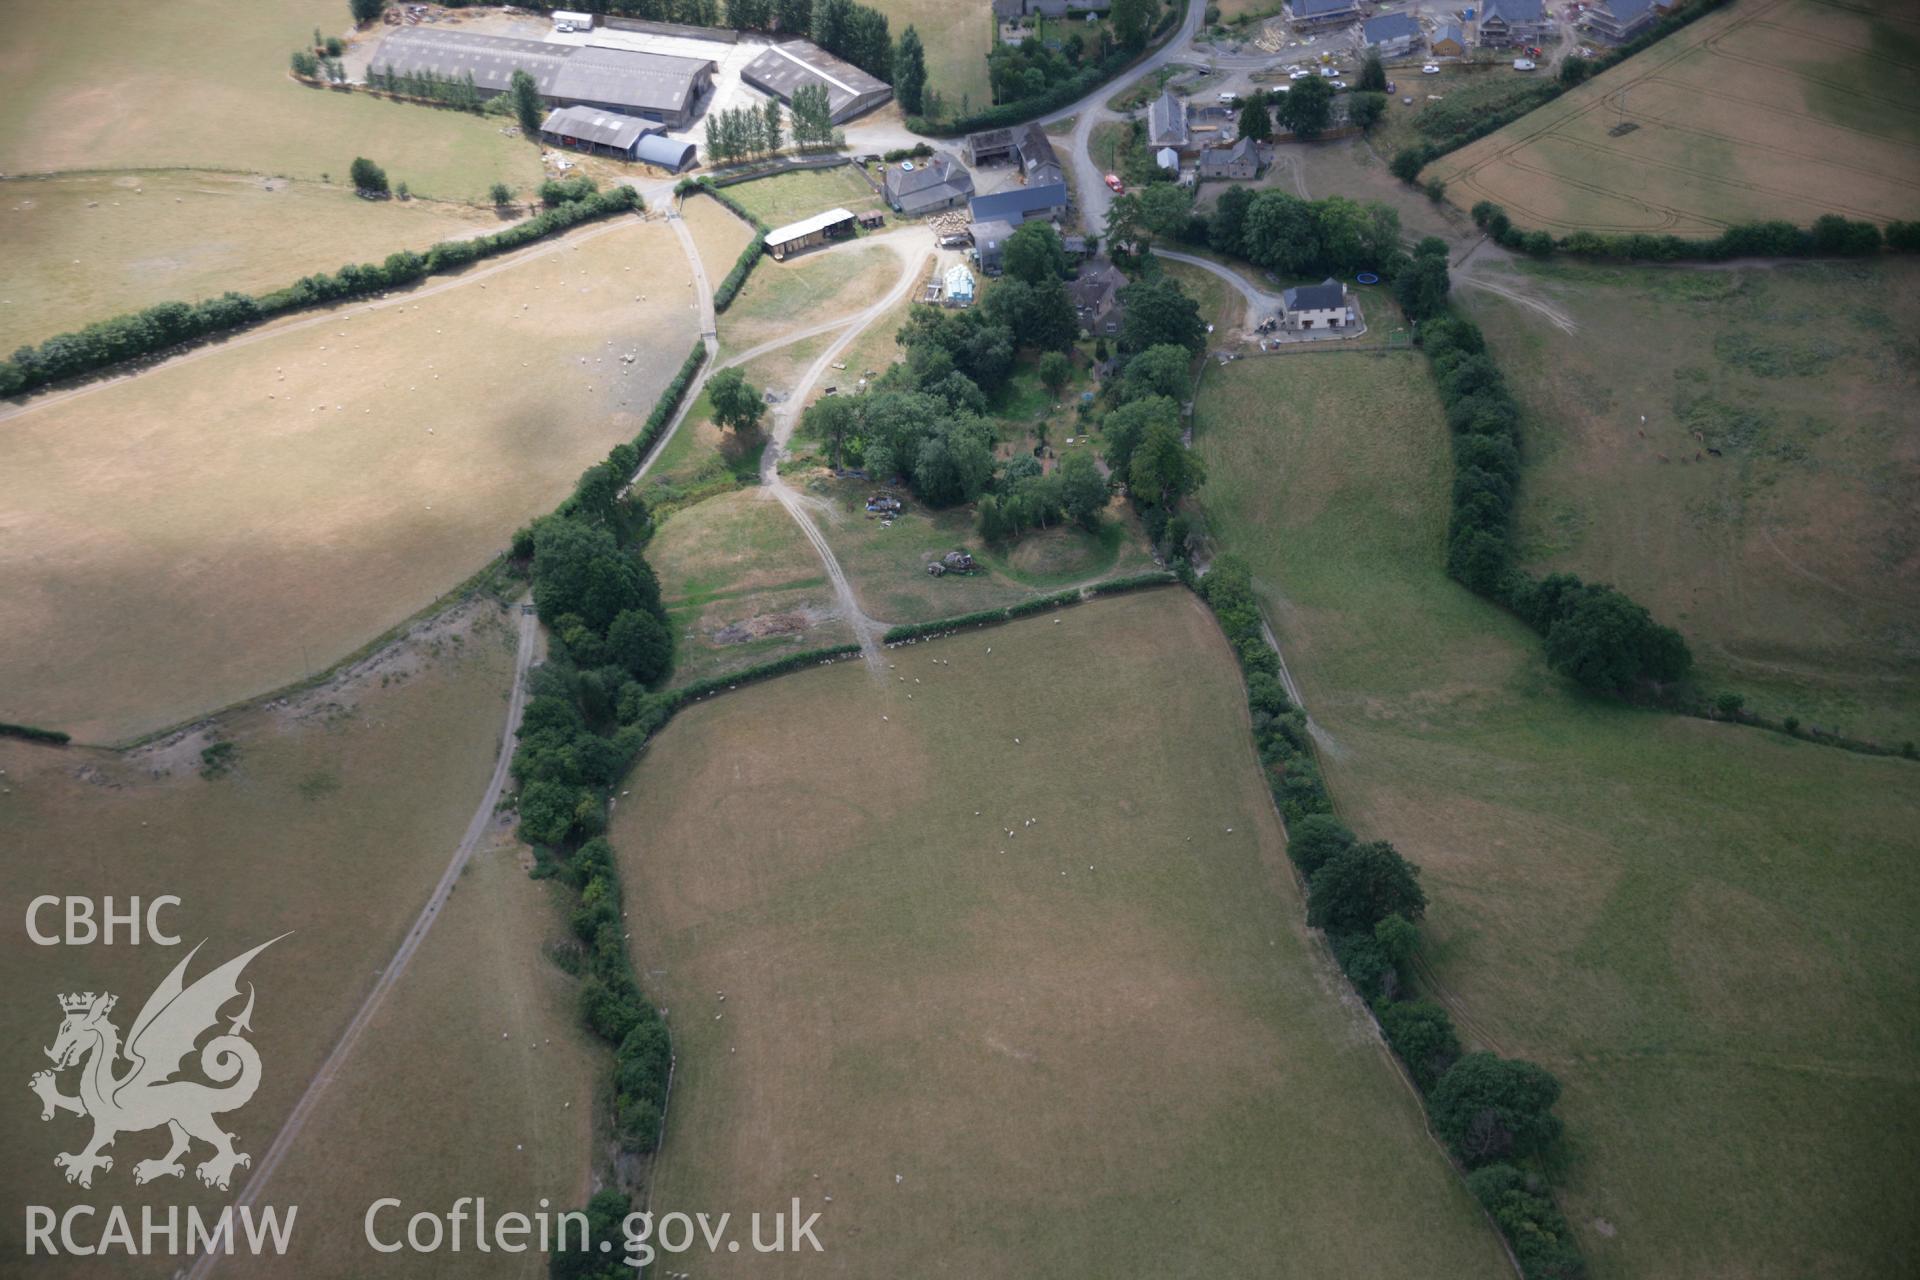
[1461,200,1919,263]
[0,184,639,399]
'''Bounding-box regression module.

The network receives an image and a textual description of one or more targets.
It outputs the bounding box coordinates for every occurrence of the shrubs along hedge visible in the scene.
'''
[1465,199,1908,264]
[878,573,1176,644]
[675,182,767,315]
[0,186,641,399]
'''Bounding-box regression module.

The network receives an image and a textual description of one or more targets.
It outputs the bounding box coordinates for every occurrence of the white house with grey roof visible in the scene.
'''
[1280,278,1353,330]
[1288,0,1362,27]
[1147,88,1191,153]
[1477,0,1549,47]
[1581,0,1660,43]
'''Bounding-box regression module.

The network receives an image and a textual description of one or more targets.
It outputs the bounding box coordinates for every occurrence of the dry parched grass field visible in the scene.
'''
[613,589,1509,1278]
[1193,352,1920,1279]
[0,605,564,1270]
[0,0,539,200]
[1431,0,1920,234]
[1463,257,1920,742]
[0,172,503,353]
[0,216,697,745]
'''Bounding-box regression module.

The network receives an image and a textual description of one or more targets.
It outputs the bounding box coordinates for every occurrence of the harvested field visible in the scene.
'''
[613,589,1509,1277]
[648,489,853,687]
[1431,0,1920,234]
[0,602,527,1269]
[0,171,500,352]
[1193,351,1920,1279]
[0,0,538,201]
[0,216,696,744]
[1462,256,1920,742]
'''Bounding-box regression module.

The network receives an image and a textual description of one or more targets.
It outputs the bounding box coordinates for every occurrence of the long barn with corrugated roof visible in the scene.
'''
[739,40,890,124]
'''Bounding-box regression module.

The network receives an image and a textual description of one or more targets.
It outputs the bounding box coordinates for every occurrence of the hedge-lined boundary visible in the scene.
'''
[0,187,641,399]
[665,645,863,709]
[0,722,71,746]
[676,182,769,315]
[1463,200,1918,263]
[1392,0,1738,179]
[1191,564,1581,1279]
[907,3,1184,136]
[879,572,1179,643]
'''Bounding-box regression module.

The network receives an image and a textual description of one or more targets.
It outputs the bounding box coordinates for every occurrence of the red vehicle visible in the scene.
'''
[1104,173,1125,194]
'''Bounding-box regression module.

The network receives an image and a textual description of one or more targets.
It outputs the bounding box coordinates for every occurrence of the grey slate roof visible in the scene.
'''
[1432,22,1466,46]
[884,155,975,215]
[555,44,711,115]
[1482,0,1545,23]
[1199,136,1258,174]
[1590,0,1655,18]
[540,105,658,151]
[1147,88,1189,148]
[1283,277,1346,311]
[968,182,1069,224]
[1290,0,1361,17]
[1363,12,1421,43]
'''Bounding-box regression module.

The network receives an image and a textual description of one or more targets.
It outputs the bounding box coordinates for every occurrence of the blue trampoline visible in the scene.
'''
[1356,272,1381,285]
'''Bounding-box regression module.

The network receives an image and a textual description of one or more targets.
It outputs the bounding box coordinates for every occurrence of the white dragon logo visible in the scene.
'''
[28,936,284,1191]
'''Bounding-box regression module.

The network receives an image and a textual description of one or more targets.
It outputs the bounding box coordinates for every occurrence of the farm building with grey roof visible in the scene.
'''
[367,28,715,129]
[739,40,891,124]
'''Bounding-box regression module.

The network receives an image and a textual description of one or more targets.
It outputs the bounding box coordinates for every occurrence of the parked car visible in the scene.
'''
[1422,63,1442,74]
[1104,173,1125,193]
[1513,58,1537,70]
[1319,66,1337,77]
[1290,69,1310,80]
[1331,80,1348,89]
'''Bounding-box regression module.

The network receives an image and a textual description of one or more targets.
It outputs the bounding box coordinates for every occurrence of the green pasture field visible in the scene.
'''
[0,0,539,201]
[1192,351,1920,1279]
[1462,256,1920,743]
[0,171,504,352]
[0,604,532,1270]
[1430,0,1920,234]
[721,166,884,232]
[612,588,1509,1277]
[0,216,694,745]
[647,489,854,687]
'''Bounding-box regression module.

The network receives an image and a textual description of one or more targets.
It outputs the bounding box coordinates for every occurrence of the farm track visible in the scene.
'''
[184,603,541,1280]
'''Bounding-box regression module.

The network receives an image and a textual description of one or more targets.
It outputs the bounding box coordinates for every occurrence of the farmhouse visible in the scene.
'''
[964,121,1063,187]
[968,182,1070,227]
[763,207,857,259]
[1359,12,1422,57]
[1288,0,1363,29]
[1068,261,1127,337]
[1430,23,1467,57]
[739,40,892,124]
[1280,277,1353,330]
[1198,137,1260,179]
[1147,88,1191,152]
[969,219,1017,274]
[883,154,975,216]
[1477,0,1549,48]
[367,28,715,128]
[1582,0,1659,43]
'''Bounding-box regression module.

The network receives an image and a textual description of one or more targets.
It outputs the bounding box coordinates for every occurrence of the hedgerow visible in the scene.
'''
[0,722,71,746]
[1464,200,1907,264]
[0,187,641,399]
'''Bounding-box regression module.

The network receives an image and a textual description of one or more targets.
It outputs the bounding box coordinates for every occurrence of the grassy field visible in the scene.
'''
[0,171,502,351]
[0,215,696,745]
[868,0,991,112]
[647,489,855,687]
[0,603,531,1269]
[254,848,600,1278]
[0,0,539,201]
[716,241,900,356]
[1192,351,1920,1279]
[1430,0,1920,234]
[678,190,756,285]
[1460,256,1920,743]
[721,166,884,231]
[612,588,1509,1277]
